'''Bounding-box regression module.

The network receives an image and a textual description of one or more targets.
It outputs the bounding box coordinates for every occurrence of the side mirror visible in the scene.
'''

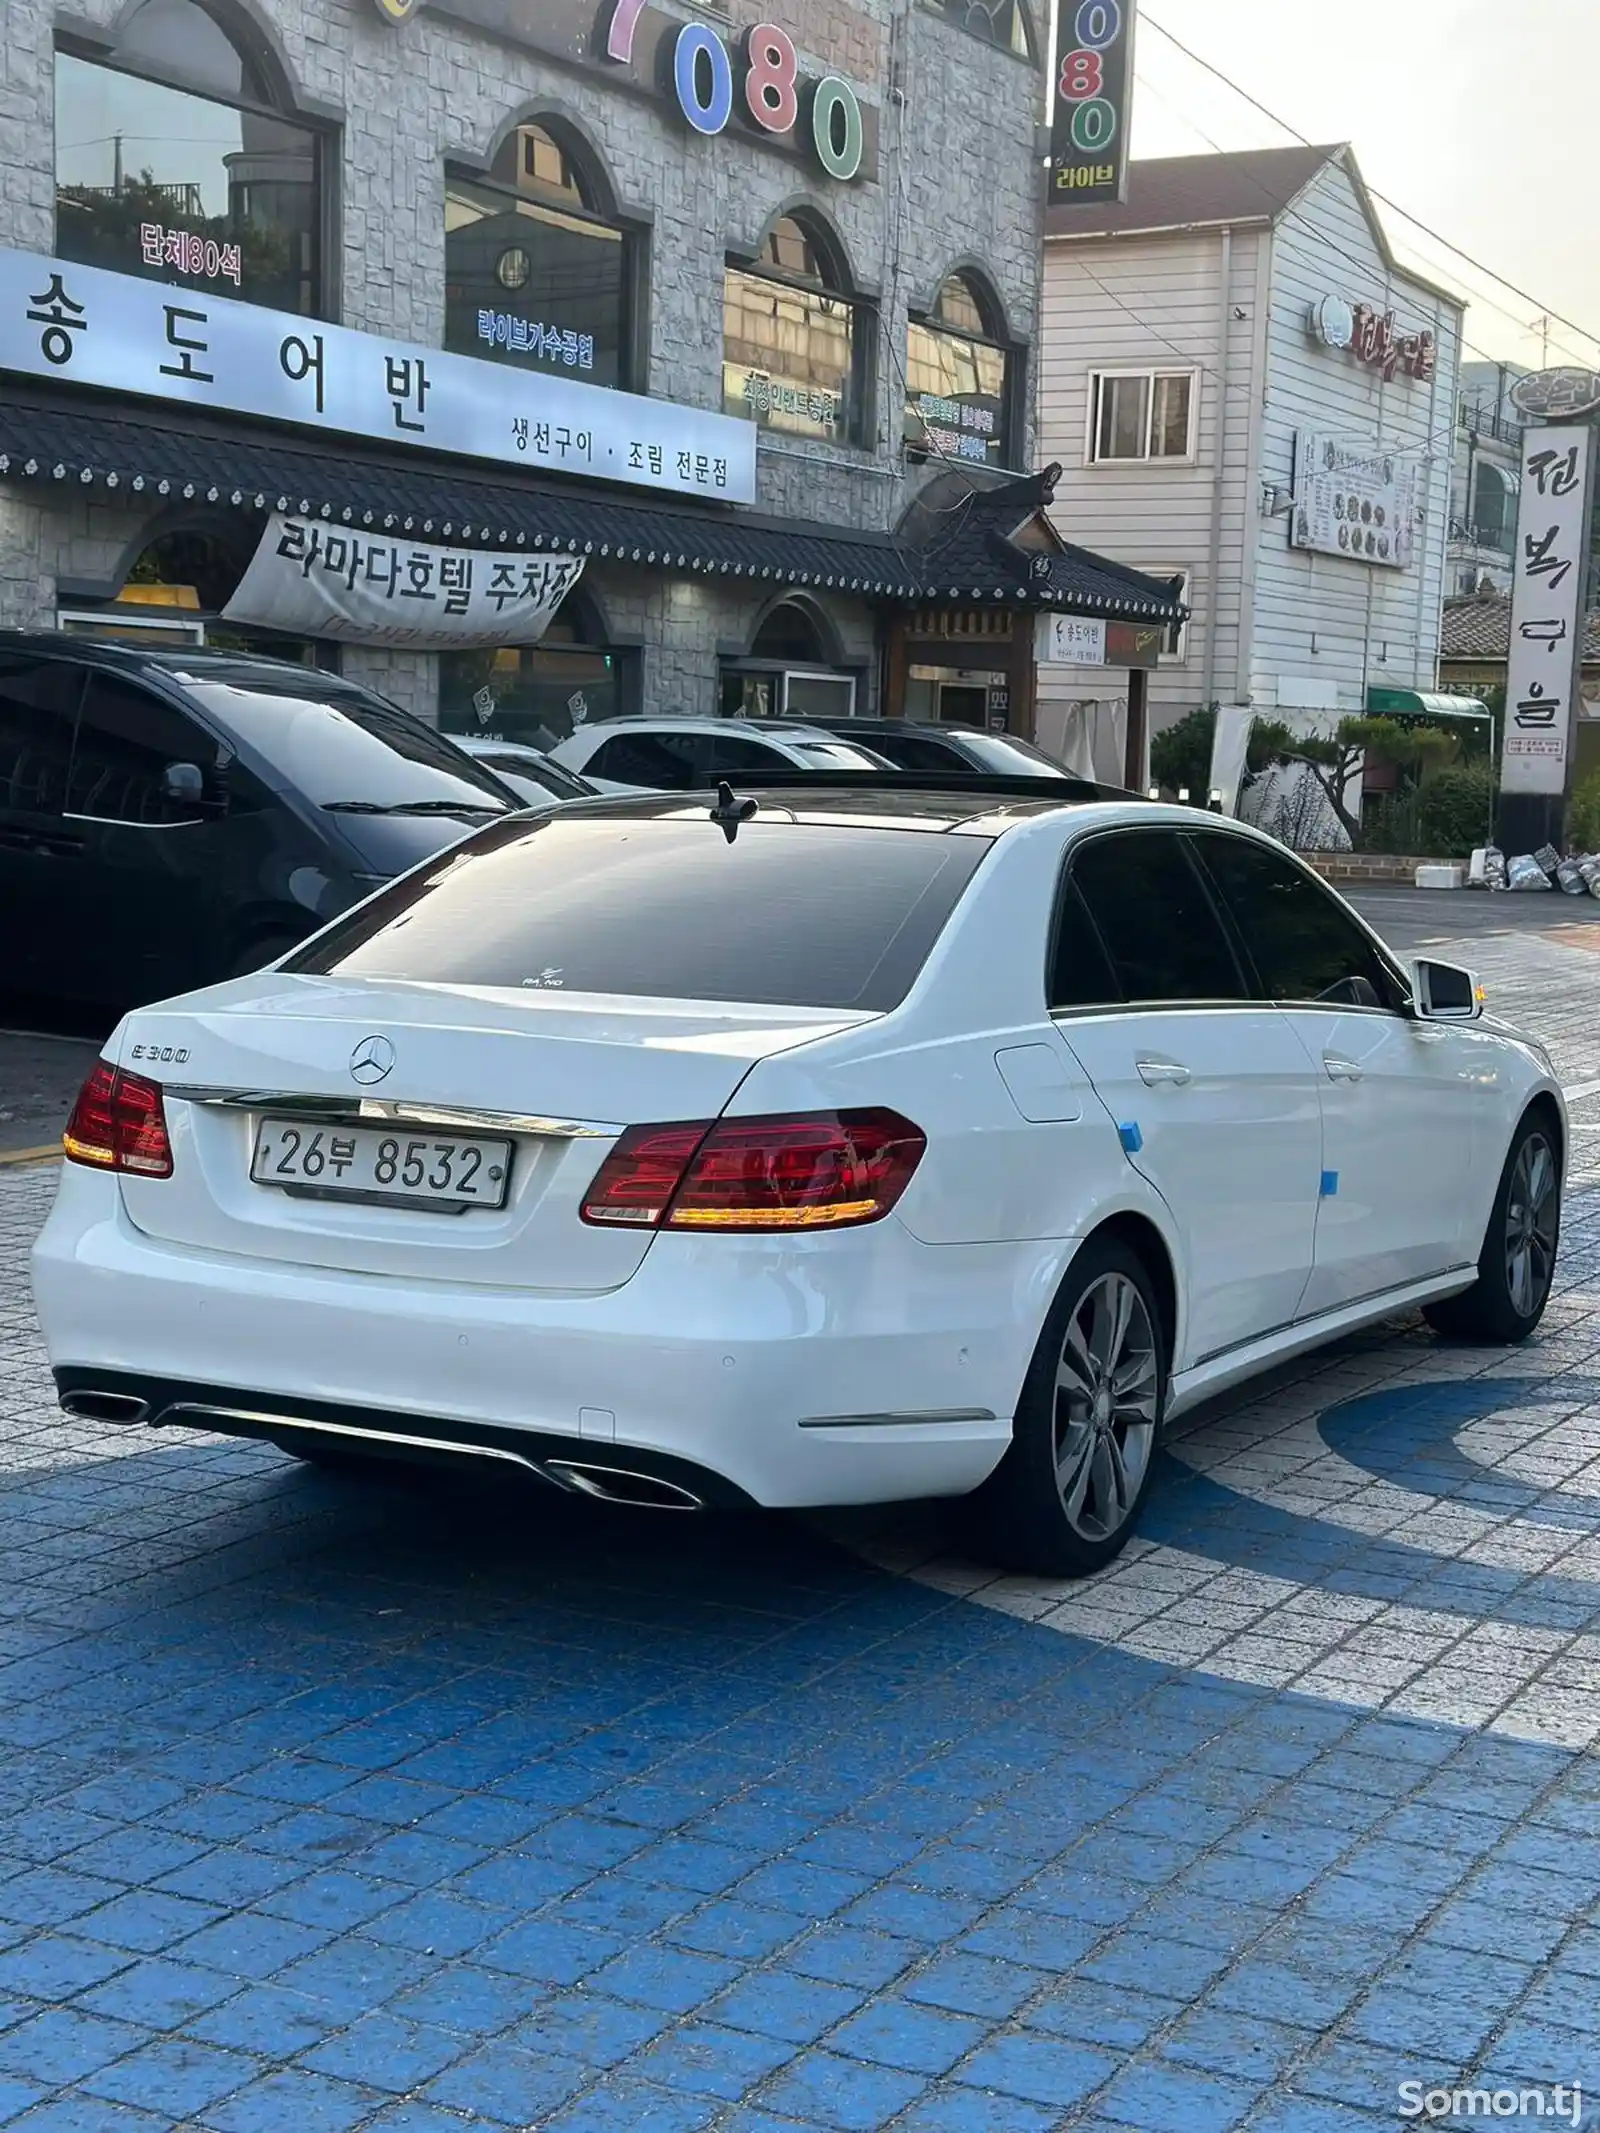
[161,761,205,812]
[1413,958,1483,1022]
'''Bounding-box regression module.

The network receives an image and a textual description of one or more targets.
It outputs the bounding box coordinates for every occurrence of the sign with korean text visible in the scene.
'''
[1510,368,1600,421]
[1036,614,1109,667]
[223,516,586,649]
[1291,432,1419,570]
[1049,0,1136,206]
[0,248,756,505]
[1309,296,1436,386]
[1501,424,1597,800]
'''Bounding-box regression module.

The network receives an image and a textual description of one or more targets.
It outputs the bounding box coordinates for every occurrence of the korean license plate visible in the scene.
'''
[250,1120,513,1211]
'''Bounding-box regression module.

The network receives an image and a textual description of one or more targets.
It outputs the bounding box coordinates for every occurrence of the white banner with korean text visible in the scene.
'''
[1501,424,1598,799]
[223,516,586,649]
[0,248,756,505]
[1036,615,1109,668]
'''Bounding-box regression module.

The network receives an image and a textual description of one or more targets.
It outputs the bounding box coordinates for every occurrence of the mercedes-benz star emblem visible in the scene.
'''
[349,1036,396,1086]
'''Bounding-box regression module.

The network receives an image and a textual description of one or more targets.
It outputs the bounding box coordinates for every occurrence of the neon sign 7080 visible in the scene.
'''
[603,1,865,182]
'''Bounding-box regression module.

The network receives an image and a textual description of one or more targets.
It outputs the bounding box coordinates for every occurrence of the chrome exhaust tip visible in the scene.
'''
[59,1390,150,1425]
[546,1461,703,1512]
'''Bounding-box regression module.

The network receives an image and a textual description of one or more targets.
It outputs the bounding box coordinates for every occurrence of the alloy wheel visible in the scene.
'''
[1505,1131,1559,1320]
[1052,1272,1160,1542]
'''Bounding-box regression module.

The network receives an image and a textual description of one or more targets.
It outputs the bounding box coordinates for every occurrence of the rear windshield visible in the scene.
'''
[184,680,514,812]
[955,733,1069,776]
[791,740,888,769]
[289,814,990,1011]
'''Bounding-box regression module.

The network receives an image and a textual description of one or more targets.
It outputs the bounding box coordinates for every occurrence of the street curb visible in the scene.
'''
[0,1146,61,1168]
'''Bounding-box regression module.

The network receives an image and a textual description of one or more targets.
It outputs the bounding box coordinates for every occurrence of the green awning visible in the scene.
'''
[1366,687,1492,723]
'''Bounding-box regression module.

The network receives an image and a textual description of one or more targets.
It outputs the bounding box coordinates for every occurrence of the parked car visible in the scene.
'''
[35,780,1564,1576]
[452,735,596,807]
[548,716,892,792]
[805,717,1074,779]
[0,633,520,1008]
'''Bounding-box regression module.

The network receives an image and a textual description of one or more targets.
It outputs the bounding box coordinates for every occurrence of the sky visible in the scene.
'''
[1117,0,1600,373]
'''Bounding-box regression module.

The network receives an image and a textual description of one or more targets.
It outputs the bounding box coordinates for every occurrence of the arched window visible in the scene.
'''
[921,0,1037,60]
[723,215,861,448]
[445,122,635,390]
[438,590,632,750]
[1472,459,1518,550]
[751,601,826,663]
[905,270,1018,471]
[54,0,324,315]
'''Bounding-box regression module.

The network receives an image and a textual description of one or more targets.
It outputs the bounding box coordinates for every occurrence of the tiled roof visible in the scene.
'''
[1441,596,1600,663]
[0,392,1185,622]
[1045,144,1338,240]
[911,466,1186,620]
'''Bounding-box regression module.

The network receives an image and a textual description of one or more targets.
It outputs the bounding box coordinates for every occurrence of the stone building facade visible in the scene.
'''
[0,0,1182,745]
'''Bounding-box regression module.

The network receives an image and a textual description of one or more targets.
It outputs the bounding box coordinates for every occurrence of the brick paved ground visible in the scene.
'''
[0,924,1597,2130]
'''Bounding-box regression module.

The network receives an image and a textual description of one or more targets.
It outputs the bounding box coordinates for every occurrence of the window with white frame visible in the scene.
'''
[1089,370,1197,464]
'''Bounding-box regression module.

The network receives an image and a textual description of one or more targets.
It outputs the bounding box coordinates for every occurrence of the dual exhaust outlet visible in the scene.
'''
[56,1391,704,1512]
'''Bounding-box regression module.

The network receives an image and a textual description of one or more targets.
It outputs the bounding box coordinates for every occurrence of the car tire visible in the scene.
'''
[1423,1110,1561,1346]
[963,1234,1168,1578]
[228,933,303,980]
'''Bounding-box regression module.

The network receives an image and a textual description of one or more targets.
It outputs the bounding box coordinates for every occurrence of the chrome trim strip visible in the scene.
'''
[165,1089,618,1139]
[796,1408,999,1430]
[62,812,203,830]
[163,1403,549,1474]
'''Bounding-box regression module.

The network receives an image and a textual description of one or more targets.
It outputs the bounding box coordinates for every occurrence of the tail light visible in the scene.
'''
[63,1063,174,1179]
[581,1110,925,1234]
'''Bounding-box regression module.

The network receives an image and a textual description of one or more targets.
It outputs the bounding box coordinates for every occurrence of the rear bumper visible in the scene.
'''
[31,1168,1060,1508]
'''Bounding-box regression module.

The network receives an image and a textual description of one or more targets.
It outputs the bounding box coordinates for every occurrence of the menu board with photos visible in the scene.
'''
[1291,431,1419,571]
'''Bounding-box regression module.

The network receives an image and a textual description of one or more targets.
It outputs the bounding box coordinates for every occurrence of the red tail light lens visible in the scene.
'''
[63,1063,174,1179]
[581,1110,925,1234]
[578,1123,711,1229]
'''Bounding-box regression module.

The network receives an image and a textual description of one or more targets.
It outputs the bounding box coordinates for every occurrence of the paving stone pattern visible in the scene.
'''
[0,930,1597,2128]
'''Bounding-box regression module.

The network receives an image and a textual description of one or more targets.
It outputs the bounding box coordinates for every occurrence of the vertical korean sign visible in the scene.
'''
[1049,0,1137,207]
[1500,424,1597,800]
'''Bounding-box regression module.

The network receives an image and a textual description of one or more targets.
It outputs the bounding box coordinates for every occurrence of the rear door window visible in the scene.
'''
[586,731,709,789]
[0,657,84,817]
[289,814,992,1012]
[1071,829,1246,1004]
[1048,879,1120,1010]
[863,728,962,772]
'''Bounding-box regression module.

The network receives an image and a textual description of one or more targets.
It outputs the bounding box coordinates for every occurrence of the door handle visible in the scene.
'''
[1137,1058,1192,1087]
[1323,1055,1364,1083]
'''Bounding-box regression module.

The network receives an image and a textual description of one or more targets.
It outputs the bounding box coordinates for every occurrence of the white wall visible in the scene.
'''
[1251,159,1462,716]
[1035,222,1266,745]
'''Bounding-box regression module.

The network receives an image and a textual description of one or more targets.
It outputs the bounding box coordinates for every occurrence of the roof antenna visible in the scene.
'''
[710,780,758,845]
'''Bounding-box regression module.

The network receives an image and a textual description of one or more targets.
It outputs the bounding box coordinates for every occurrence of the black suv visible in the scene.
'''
[0,633,521,1010]
[801,716,1072,778]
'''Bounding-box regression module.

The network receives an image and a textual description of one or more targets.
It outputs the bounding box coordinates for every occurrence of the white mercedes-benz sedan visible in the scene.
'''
[32,780,1565,1577]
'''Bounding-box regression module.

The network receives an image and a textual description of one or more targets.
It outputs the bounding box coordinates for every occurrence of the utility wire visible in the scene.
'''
[1140,11,1600,361]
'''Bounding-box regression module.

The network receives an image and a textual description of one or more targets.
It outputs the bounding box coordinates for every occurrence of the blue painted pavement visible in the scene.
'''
[0,1162,1598,2130]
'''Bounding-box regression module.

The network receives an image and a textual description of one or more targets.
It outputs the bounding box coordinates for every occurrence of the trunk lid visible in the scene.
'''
[116,975,868,1293]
